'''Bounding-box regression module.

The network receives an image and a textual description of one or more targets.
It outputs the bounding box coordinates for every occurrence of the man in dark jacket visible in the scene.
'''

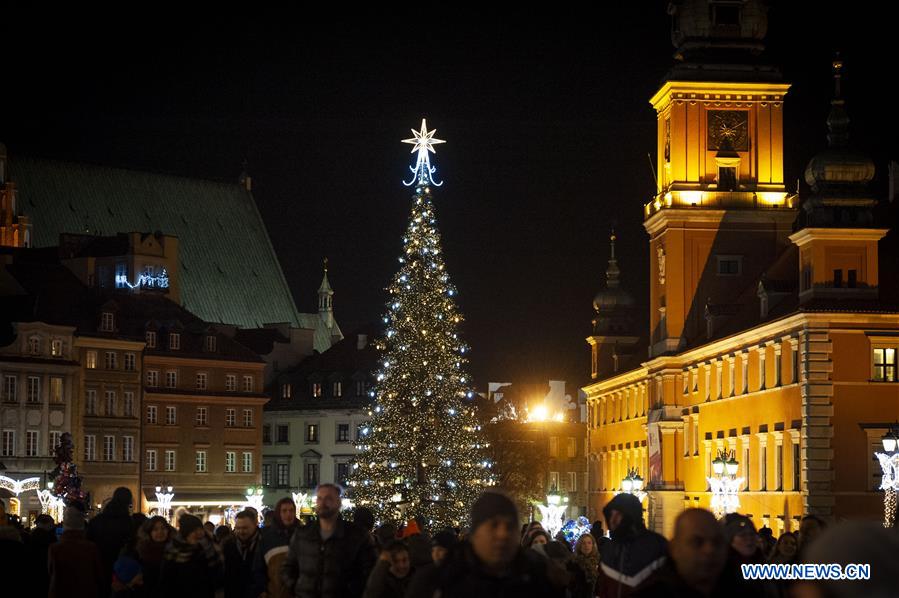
[87,486,135,598]
[428,491,564,598]
[27,513,57,596]
[223,509,260,598]
[280,483,376,598]
[253,496,299,598]
[48,507,104,598]
[596,493,667,598]
[158,514,225,598]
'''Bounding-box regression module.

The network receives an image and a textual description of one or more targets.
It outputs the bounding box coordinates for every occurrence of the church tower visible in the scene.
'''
[646,0,796,356]
[0,144,32,248]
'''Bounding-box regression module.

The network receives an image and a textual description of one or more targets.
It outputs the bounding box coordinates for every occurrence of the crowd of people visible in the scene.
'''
[0,484,896,598]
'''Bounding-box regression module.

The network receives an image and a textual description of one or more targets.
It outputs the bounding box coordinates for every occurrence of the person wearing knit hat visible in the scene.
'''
[158,513,224,596]
[63,505,86,530]
[430,529,458,564]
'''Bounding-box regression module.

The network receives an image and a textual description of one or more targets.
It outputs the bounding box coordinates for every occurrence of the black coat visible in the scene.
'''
[280,517,376,598]
[26,527,57,596]
[158,538,224,598]
[87,506,135,597]
[223,534,259,598]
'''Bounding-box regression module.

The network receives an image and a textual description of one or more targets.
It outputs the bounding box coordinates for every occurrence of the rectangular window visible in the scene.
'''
[776,444,784,491]
[196,450,207,472]
[165,449,176,471]
[305,462,319,487]
[165,370,177,389]
[26,430,39,457]
[3,375,16,403]
[104,390,116,416]
[833,269,843,288]
[226,375,237,392]
[104,435,116,461]
[242,452,253,473]
[146,449,157,471]
[27,376,40,403]
[29,336,40,355]
[262,463,273,486]
[104,351,117,370]
[567,471,578,492]
[848,269,857,288]
[50,377,63,404]
[123,392,134,417]
[101,312,115,332]
[549,471,560,491]
[165,406,176,425]
[549,437,559,458]
[243,409,253,427]
[281,383,292,399]
[336,462,350,487]
[225,451,236,473]
[311,383,322,397]
[306,424,319,443]
[196,407,208,426]
[169,333,180,350]
[50,431,62,455]
[226,408,236,427]
[277,424,289,443]
[743,445,751,491]
[337,423,350,443]
[84,435,96,461]
[146,331,157,349]
[278,463,290,486]
[242,376,254,392]
[760,446,767,491]
[716,255,742,276]
[1,430,14,457]
[567,437,577,458]
[873,348,897,382]
[355,380,365,396]
[332,381,342,397]
[123,436,134,462]
[124,353,136,371]
[114,262,128,288]
[262,424,272,444]
[196,372,207,391]
[793,441,801,491]
[51,339,63,357]
[205,335,217,352]
[792,345,800,383]
[146,405,157,424]
[147,370,159,387]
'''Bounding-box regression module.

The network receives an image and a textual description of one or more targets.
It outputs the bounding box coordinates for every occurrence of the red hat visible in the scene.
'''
[401,519,421,538]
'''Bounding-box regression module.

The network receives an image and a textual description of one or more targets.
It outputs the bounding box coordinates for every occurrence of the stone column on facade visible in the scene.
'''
[704,363,711,401]
[740,434,751,490]
[756,432,769,492]
[682,414,692,457]
[789,337,800,385]
[772,431,784,491]
[715,358,723,400]
[800,328,835,519]
[703,439,713,488]
[660,424,678,488]
[758,345,767,391]
[741,349,749,395]
[788,429,801,492]
[727,355,735,397]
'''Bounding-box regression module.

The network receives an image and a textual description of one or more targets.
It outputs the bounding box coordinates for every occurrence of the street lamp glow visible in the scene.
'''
[618,468,647,503]
[876,427,899,527]
[707,450,743,519]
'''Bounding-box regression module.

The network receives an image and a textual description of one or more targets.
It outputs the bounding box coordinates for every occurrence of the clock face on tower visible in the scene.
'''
[707,110,749,151]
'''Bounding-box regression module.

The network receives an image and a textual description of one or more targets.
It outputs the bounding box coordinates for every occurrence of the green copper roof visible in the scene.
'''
[10,156,303,332]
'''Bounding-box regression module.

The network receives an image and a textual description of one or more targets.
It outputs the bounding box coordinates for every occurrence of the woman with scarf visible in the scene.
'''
[159,514,224,598]
[573,533,600,597]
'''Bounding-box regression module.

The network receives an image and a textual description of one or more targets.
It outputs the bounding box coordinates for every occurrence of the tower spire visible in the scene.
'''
[826,56,850,148]
[318,257,334,329]
[605,230,620,289]
[402,118,446,187]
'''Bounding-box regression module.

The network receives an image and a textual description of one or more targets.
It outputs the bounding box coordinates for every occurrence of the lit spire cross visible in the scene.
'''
[402,118,445,187]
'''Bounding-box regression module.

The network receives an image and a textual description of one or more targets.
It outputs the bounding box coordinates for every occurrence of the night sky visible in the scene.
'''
[2,5,897,390]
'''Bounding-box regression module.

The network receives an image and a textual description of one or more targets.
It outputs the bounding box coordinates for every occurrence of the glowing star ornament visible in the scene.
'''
[402,118,446,187]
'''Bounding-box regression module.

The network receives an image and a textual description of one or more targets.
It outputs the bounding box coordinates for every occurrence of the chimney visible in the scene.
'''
[357,334,368,350]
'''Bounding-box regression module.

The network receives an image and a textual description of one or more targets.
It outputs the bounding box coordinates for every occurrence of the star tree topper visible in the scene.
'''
[403,118,445,187]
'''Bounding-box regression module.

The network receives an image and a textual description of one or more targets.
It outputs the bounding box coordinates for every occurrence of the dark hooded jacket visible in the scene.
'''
[87,488,136,598]
[596,494,667,598]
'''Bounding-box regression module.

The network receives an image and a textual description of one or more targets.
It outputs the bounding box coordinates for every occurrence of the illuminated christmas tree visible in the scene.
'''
[348,119,493,529]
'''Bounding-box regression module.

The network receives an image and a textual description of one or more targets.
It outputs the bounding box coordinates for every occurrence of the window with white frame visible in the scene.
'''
[873,347,897,382]
[146,330,157,349]
[355,380,365,396]
[196,407,208,427]
[123,392,134,417]
[165,449,176,471]
[567,471,578,492]
[196,372,207,391]
[50,377,63,403]
[226,408,236,427]
[101,312,115,332]
[124,353,136,371]
[332,381,342,397]
[3,375,16,402]
[147,370,159,387]
[146,405,158,424]
[27,376,40,403]
[205,335,217,353]
[225,451,236,473]
[123,436,134,462]
[336,423,350,443]
[51,339,63,357]
[165,406,176,425]
[50,431,62,455]
[242,452,253,472]
[196,450,207,472]
[28,336,41,354]
[86,350,98,369]
[1,430,14,457]
[243,409,253,427]
[169,333,180,350]
[311,383,322,398]
[104,435,115,461]
[105,351,117,370]
[549,471,560,491]
[165,370,177,389]
[278,463,290,486]
[146,449,157,471]
[281,383,292,399]
[306,424,319,443]
[105,390,116,416]
[226,374,237,392]
[84,435,96,461]
[26,430,39,457]
[242,376,254,392]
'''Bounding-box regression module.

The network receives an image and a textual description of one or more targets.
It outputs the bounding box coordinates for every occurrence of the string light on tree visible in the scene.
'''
[348,119,493,529]
[876,427,899,527]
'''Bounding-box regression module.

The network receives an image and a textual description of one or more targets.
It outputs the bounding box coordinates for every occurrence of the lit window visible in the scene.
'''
[50,377,63,403]
[306,424,319,443]
[332,381,342,397]
[311,383,322,398]
[281,383,292,399]
[874,348,897,382]
[51,339,63,357]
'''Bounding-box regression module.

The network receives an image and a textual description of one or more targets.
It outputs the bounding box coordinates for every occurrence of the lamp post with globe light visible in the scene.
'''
[875,427,899,527]
[154,483,174,523]
[536,486,568,538]
[707,450,743,519]
[619,468,647,503]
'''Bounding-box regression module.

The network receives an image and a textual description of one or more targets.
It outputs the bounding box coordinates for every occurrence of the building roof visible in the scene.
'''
[9,156,302,330]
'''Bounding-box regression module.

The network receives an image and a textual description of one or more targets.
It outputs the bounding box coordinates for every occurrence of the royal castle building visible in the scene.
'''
[584,0,899,536]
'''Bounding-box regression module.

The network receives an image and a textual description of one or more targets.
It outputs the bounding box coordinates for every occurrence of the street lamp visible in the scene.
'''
[619,468,647,503]
[707,449,744,519]
[536,485,568,538]
[875,427,899,527]
[245,485,265,513]
[155,483,175,523]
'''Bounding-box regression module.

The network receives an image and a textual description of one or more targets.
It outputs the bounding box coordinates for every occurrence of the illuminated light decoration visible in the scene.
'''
[876,428,899,527]
[537,487,569,538]
[245,486,265,514]
[116,269,170,290]
[154,484,175,522]
[0,475,41,496]
[402,118,445,187]
[560,516,593,549]
[706,450,744,519]
[616,468,647,504]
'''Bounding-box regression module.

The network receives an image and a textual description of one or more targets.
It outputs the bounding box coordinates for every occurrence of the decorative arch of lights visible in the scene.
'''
[0,476,42,495]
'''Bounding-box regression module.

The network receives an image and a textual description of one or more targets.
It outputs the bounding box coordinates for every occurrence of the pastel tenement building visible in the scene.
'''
[584,2,899,537]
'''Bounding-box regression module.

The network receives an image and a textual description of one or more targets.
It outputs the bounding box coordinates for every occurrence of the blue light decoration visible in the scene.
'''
[560,516,592,548]
[115,268,169,290]
[402,118,446,187]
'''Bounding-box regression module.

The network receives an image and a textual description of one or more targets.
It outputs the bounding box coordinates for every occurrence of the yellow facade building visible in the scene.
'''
[584,3,899,537]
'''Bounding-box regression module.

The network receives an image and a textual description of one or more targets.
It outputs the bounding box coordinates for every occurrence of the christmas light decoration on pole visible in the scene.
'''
[876,427,899,528]
[707,449,743,519]
[536,486,568,538]
[155,484,175,522]
[618,468,647,503]
[246,485,265,514]
[347,119,493,529]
